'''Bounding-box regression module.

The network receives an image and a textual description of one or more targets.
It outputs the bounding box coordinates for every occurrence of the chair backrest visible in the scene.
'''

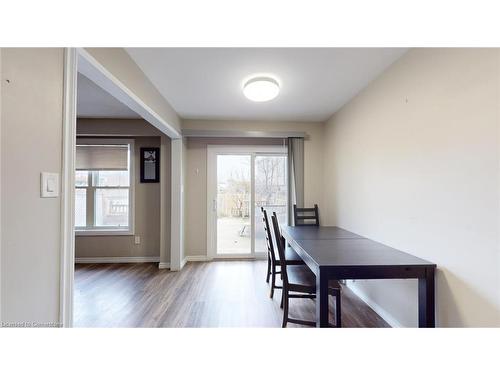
[271,212,289,286]
[293,204,320,226]
[261,207,278,266]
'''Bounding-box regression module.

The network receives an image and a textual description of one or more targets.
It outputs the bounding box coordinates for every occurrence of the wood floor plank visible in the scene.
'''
[74,260,390,328]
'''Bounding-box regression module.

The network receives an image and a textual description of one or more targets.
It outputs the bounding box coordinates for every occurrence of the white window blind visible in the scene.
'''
[76,144,129,171]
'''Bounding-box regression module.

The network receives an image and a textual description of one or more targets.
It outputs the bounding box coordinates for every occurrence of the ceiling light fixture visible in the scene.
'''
[243,76,280,102]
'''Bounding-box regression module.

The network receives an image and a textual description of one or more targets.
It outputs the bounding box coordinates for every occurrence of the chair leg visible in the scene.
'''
[266,254,271,283]
[270,265,276,298]
[282,289,289,328]
[280,288,284,309]
[335,292,342,328]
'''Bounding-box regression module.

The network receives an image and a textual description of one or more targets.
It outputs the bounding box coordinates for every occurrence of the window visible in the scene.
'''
[75,139,134,235]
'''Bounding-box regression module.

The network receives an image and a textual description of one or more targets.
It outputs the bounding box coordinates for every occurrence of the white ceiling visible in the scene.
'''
[77,73,141,119]
[126,48,407,122]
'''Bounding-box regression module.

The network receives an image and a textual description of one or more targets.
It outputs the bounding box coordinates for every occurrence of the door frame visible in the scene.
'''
[60,48,78,328]
[206,145,287,260]
[59,48,183,327]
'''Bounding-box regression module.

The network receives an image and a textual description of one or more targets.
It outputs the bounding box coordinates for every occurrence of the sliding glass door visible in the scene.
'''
[254,155,288,253]
[207,146,288,258]
[216,154,252,255]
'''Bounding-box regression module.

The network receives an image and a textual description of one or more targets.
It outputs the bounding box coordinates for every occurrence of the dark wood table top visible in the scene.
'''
[282,225,364,240]
[282,226,436,268]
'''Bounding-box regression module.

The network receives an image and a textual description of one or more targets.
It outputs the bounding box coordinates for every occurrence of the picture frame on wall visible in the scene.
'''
[140,147,160,183]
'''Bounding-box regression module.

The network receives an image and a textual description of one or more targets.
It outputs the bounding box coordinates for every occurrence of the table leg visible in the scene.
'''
[418,268,435,327]
[316,269,329,328]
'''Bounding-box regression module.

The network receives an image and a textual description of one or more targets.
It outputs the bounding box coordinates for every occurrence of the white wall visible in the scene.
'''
[1,48,65,324]
[323,48,500,327]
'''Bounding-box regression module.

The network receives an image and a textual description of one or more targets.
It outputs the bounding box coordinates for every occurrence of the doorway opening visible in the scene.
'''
[60,48,182,327]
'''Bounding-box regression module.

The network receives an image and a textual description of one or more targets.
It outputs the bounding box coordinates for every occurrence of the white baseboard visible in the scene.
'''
[75,256,160,264]
[347,282,403,328]
[254,253,267,260]
[180,257,188,269]
[183,254,267,263]
[185,255,211,262]
[158,262,170,269]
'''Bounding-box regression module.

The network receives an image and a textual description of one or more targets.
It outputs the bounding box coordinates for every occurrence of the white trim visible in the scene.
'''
[77,48,181,139]
[183,254,267,263]
[212,253,267,260]
[346,282,403,328]
[185,255,211,262]
[159,136,169,267]
[60,48,78,328]
[170,139,184,271]
[158,262,170,269]
[75,256,160,264]
[206,147,216,259]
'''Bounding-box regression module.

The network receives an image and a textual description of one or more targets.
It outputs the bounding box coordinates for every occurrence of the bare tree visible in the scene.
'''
[255,157,284,205]
[227,169,251,217]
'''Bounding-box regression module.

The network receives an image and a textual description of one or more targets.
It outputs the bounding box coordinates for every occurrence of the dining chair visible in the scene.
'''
[271,212,342,328]
[293,204,320,226]
[261,207,303,299]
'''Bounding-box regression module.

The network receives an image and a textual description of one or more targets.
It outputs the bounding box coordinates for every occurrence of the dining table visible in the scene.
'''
[281,225,437,328]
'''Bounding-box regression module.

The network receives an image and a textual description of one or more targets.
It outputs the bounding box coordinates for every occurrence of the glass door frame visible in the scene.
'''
[207,145,288,259]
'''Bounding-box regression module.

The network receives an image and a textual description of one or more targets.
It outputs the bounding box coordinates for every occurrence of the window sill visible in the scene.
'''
[75,229,133,237]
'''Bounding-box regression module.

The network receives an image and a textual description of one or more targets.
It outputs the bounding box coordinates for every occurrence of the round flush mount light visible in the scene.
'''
[243,76,280,102]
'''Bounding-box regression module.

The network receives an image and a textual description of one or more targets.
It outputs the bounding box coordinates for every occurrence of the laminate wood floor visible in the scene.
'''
[74,260,390,328]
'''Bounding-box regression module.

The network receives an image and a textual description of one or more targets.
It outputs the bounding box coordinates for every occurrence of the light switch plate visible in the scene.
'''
[41,172,59,198]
